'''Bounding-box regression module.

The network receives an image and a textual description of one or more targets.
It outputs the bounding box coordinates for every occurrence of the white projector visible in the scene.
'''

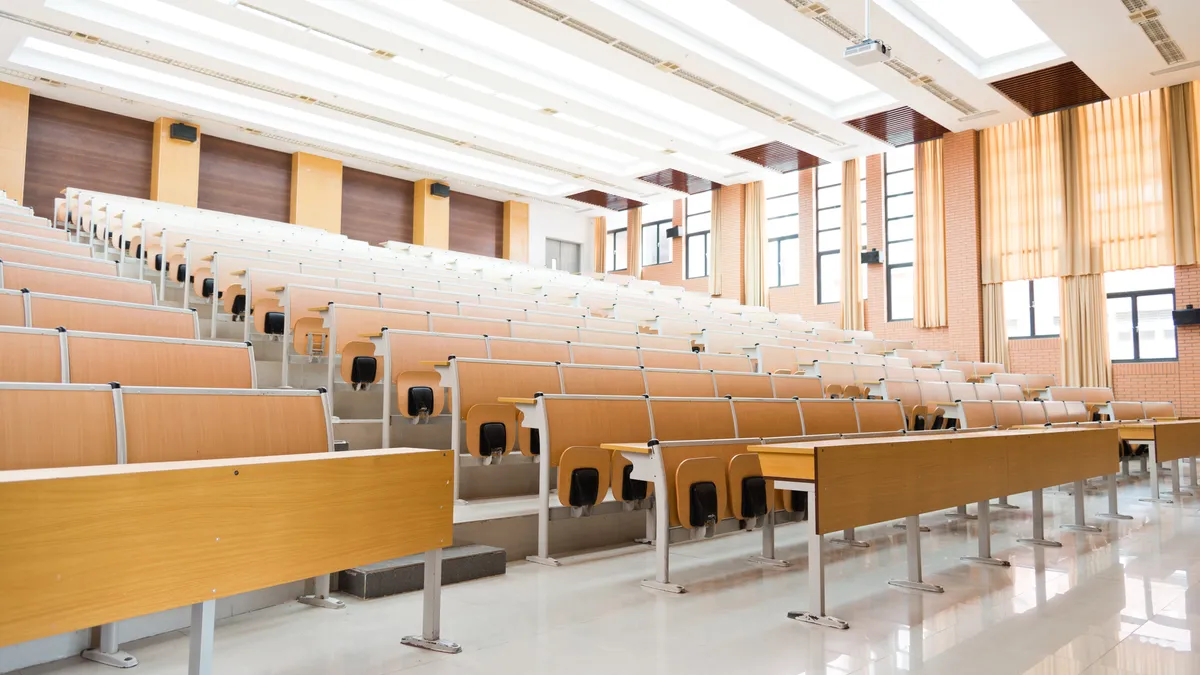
[844,39,890,65]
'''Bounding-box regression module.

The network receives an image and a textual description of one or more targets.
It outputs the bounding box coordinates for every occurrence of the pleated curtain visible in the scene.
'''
[742,181,768,308]
[1060,274,1111,387]
[982,283,1010,370]
[626,207,642,279]
[839,159,864,330]
[1168,81,1200,266]
[708,187,723,296]
[592,216,606,273]
[913,139,947,328]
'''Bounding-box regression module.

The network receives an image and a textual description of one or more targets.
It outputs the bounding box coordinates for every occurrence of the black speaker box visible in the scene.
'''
[169,122,199,143]
[430,182,451,198]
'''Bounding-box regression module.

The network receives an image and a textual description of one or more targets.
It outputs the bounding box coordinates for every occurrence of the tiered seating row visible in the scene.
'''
[0,289,197,338]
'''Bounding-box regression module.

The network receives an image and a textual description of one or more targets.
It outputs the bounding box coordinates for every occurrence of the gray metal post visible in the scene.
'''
[187,600,215,675]
[1019,488,1062,547]
[962,500,1010,566]
[888,515,944,592]
[401,549,462,653]
[1063,480,1102,532]
[1099,473,1133,520]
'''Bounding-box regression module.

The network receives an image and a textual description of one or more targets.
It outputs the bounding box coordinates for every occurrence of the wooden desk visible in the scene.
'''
[749,426,1118,630]
[1135,419,1200,503]
[0,449,460,669]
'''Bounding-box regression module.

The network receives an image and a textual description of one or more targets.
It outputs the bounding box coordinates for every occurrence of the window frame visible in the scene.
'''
[606,227,627,272]
[816,166,842,305]
[766,173,800,289]
[640,218,673,267]
[1008,280,1060,339]
[1107,288,1177,363]
[885,152,915,322]
[685,193,712,279]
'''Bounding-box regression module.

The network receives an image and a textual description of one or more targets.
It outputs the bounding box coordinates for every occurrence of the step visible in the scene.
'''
[337,545,506,599]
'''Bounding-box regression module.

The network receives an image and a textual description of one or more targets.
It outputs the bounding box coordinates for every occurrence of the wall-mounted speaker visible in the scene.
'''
[1173,305,1200,326]
[169,122,199,143]
[430,182,451,199]
[861,248,881,264]
[665,226,681,239]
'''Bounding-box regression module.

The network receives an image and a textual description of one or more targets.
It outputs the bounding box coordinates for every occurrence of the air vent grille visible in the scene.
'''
[563,18,617,44]
[1155,40,1186,64]
[1122,0,1149,10]
[611,42,661,65]
[510,0,567,21]
[1125,3,1187,65]
[673,69,718,88]
[0,66,38,81]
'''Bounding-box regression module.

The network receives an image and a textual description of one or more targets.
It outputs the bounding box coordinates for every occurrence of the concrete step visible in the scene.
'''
[338,545,506,599]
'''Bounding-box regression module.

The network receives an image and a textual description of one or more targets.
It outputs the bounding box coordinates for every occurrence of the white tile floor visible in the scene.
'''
[20,477,1200,675]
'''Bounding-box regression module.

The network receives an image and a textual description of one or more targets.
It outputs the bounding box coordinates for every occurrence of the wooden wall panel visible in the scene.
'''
[23,96,152,220]
[342,167,413,245]
[197,135,291,222]
[449,190,503,257]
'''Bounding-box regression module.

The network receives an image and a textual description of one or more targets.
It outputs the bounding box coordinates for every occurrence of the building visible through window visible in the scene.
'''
[764,172,799,288]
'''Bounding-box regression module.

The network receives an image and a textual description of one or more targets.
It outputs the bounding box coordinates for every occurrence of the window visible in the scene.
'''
[544,238,581,274]
[816,163,841,303]
[640,201,672,266]
[764,171,799,287]
[859,169,868,299]
[885,147,915,321]
[1003,278,1060,338]
[686,191,712,279]
[606,219,627,272]
[1105,266,1176,362]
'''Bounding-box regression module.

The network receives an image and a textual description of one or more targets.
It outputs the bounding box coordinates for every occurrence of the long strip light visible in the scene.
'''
[12,37,580,195]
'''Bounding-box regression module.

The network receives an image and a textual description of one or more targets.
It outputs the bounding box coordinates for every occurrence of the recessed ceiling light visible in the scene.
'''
[909,0,1050,60]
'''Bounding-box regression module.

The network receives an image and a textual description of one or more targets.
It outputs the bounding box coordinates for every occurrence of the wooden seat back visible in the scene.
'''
[0,219,70,241]
[991,400,1024,428]
[853,399,907,433]
[1,263,155,305]
[1018,401,1048,425]
[912,367,941,382]
[1042,400,1070,423]
[569,343,641,367]
[884,365,915,380]
[1044,386,1083,401]
[770,374,823,399]
[384,330,489,384]
[1106,401,1146,421]
[67,334,254,388]
[917,380,952,406]
[1026,374,1057,389]
[486,336,572,363]
[974,383,1002,400]
[958,401,998,428]
[0,384,118,469]
[732,399,803,437]
[575,328,637,346]
[714,372,774,398]
[975,362,1006,376]
[855,353,886,367]
[814,362,855,390]
[0,288,23,326]
[938,369,967,382]
[757,345,800,373]
[1064,400,1091,422]
[649,398,737,441]
[0,230,90,256]
[699,352,753,373]
[510,322,578,342]
[0,327,63,382]
[996,384,1023,401]
[948,382,977,401]
[380,295,459,314]
[328,305,429,355]
[640,348,701,370]
[541,396,652,466]
[459,304,526,322]
[882,380,922,416]
[798,399,858,435]
[559,364,645,395]
[1081,387,1115,404]
[853,364,885,386]
[27,293,197,339]
[991,373,1026,387]
[643,370,715,397]
[1142,401,1176,419]
[428,313,510,337]
[0,243,114,276]
[638,334,691,351]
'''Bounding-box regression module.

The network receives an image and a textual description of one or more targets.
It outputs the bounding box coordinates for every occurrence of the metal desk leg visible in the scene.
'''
[787,487,849,630]
[1141,450,1172,504]
[994,495,1019,510]
[889,515,944,592]
[187,600,215,675]
[1191,457,1199,489]
[1099,473,1133,520]
[751,507,791,568]
[892,516,930,532]
[1063,480,1102,532]
[831,526,870,548]
[81,623,138,668]
[1170,460,1193,497]
[962,500,1010,566]
[299,573,345,609]
[945,504,977,520]
[1018,488,1062,547]
[402,549,462,654]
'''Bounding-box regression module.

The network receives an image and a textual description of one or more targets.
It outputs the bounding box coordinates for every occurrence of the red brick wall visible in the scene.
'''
[769,169,842,322]
[1171,264,1200,416]
[943,131,984,362]
[635,186,744,299]
[1008,338,1062,382]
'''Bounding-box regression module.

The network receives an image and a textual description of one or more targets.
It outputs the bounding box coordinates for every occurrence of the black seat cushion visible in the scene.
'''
[201,278,215,298]
[175,263,187,283]
[527,428,540,456]
[407,387,434,416]
[154,253,164,271]
[568,467,600,507]
[621,464,648,501]
[350,356,376,384]
[478,423,507,457]
[790,490,808,515]
[688,481,719,528]
[263,311,284,335]
[231,294,246,316]
[741,475,768,519]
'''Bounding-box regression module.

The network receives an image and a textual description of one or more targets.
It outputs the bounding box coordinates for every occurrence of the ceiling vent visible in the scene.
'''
[295,95,319,104]
[38,77,66,87]
[70,31,101,44]
[371,49,396,60]
[1126,3,1186,65]
[0,66,38,81]
[507,0,848,147]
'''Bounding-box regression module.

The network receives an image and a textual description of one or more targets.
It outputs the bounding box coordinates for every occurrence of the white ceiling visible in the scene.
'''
[0,0,1197,215]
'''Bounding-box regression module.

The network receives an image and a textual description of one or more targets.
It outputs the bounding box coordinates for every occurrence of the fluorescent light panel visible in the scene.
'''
[909,0,1051,60]
[12,37,580,195]
[55,0,640,174]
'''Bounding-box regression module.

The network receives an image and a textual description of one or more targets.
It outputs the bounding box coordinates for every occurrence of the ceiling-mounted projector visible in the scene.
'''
[844,39,890,66]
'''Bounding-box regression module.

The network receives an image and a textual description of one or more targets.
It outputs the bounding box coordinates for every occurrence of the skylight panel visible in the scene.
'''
[910,0,1051,60]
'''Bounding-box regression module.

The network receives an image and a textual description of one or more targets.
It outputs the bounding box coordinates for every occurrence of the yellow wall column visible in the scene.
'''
[502,200,530,263]
[0,82,31,204]
[290,152,343,233]
[413,178,450,249]
[150,118,201,207]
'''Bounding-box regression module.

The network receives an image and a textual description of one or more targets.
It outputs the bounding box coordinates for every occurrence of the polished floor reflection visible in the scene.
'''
[21,476,1200,675]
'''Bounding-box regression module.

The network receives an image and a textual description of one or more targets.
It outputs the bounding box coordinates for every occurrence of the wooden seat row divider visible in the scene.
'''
[0,382,355,667]
[0,260,156,305]
[745,421,1200,631]
[503,394,907,577]
[425,357,825,499]
[0,325,255,388]
[0,242,116,277]
[0,289,198,339]
[0,216,69,241]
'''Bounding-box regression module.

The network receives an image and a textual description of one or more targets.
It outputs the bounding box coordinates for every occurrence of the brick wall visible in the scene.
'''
[633,185,744,300]
[769,169,842,322]
[943,131,984,362]
[640,199,708,293]
[1172,264,1200,416]
[1008,338,1062,382]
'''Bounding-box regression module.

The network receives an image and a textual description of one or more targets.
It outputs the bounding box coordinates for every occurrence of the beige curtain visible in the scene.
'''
[913,139,947,328]
[1066,88,1176,275]
[1060,274,1111,388]
[709,187,723,296]
[840,159,864,330]
[980,113,1065,283]
[982,283,1010,370]
[627,207,642,278]
[742,181,768,307]
[592,216,606,273]
[1168,82,1200,266]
